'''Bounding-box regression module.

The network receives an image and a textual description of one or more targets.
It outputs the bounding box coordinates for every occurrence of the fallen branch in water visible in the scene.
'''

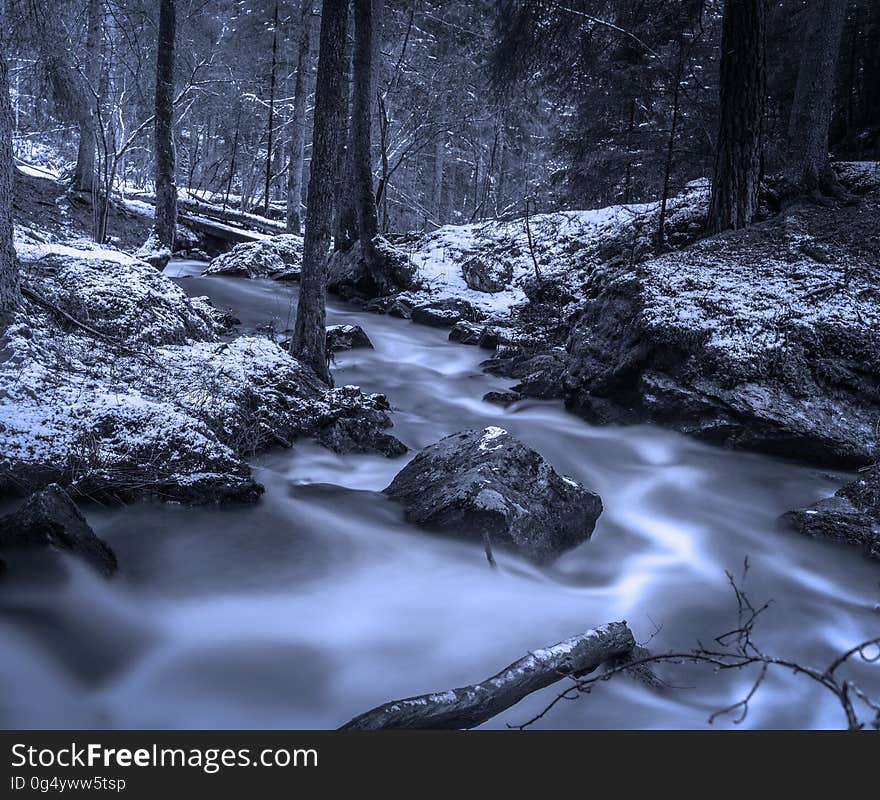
[513,563,880,731]
[340,621,636,730]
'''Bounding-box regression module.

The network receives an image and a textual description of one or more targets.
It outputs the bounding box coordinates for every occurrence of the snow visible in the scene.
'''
[396,185,708,318]
[635,208,880,367]
[478,426,508,451]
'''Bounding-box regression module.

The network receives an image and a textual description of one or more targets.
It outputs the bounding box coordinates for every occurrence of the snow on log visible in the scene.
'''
[341,621,635,730]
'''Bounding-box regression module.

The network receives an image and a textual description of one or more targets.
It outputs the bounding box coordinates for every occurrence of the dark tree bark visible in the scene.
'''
[332,31,356,252]
[72,0,103,193]
[341,622,636,730]
[707,0,766,234]
[658,35,685,245]
[291,0,350,385]
[351,0,384,290]
[0,0,19,320]
[263,0,280,216]
[787,0,849,196]
[286,0,316,234]
[152,0,178,252]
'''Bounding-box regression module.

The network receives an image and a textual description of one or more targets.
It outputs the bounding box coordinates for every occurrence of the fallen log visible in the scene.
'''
[341,621,635,730]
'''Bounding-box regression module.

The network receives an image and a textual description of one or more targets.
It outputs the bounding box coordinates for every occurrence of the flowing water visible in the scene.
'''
[1,260,878,730]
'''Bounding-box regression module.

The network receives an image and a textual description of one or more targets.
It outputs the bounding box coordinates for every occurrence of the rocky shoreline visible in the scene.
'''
[202,163,880,563]
[1,233,406,509]
[5,164,880,572]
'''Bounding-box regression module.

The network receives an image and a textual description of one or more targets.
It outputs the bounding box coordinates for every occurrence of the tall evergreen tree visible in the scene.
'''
[291,0,350,384]
[152,0,178,252]
[787,0,849,197]
[71,0,103,193]
[0,0,19,321]
[351,0,383,290]
[707,0,766,233]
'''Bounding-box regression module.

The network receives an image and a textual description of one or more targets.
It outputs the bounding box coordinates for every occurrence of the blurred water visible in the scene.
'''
[1,260,877,730]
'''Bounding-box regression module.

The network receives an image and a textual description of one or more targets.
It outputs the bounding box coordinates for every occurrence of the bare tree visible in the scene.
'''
[707,0,766,233]
[152,0,178,252]
[0,0,19,321]
[290,0,350,384]
[286,0,316,234]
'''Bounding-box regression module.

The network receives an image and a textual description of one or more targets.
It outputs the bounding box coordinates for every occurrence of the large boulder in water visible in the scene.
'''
[326,324,373,351]
[203,235,303,280]
[411,298,482,329]
[782,467,880,561]
[0,484,117,575]
[383,427,602,563]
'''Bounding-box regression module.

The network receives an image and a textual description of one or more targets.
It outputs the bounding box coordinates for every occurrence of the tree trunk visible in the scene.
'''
[153,0,178,251]
[286,0,316,234]
[291,0,350,385]
[433,134,444,225]
[72,0,102,193]
[351,0,384,291]
[263,1,280,216]
[341,622,636,730]
[786,0,849,196]
[332,33,356,252]
[706,0,766,234]
[0,3,19,320]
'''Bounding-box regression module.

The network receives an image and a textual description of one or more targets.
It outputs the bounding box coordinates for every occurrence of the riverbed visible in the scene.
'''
[1,260,877,729]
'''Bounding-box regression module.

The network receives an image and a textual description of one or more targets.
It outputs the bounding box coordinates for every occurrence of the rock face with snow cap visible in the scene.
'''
[461,254,513,293]
[383,427,602,563]
[203,234,303,280]
[563,190,880,468]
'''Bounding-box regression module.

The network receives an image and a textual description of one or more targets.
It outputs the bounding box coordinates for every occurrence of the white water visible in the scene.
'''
[1,261,878,730]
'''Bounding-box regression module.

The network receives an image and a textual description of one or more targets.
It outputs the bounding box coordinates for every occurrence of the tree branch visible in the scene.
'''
[340,622,636,730]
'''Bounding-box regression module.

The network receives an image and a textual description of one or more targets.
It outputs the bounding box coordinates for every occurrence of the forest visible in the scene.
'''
[0,0,879,732]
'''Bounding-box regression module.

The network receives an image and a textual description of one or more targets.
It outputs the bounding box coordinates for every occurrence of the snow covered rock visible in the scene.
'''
[326,324,373,351]
[203,234,303,280]
[326,236,419,296]
[0,484,117,575]
[384,428,602,563]
[135,231,172,270]
[563,197,880,468]
[448,320,485,345]
[21,245,222,345]
[782,468,880,561]
[461,254,513,293]
[411,298,482,329]
[307,387,407,458]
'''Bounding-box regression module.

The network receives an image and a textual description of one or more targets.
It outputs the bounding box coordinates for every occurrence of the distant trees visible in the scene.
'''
[152,0,178,252]
[291,0,349,384]
[707,0,767,233]
[0,0,19,320]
